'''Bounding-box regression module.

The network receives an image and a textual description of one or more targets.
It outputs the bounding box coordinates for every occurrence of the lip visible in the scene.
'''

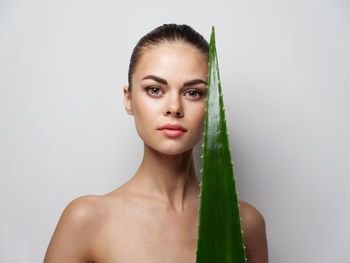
[157,123,187,137]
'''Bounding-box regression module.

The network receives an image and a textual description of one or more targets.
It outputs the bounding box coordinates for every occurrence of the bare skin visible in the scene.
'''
[43,172,267,263]
[44,42,268,263]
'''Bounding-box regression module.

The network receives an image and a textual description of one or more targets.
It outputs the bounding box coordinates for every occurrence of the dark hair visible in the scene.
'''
[127,24,209,91]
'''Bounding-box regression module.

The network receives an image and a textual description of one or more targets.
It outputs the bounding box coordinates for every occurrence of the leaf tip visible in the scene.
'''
[210,25,215,39]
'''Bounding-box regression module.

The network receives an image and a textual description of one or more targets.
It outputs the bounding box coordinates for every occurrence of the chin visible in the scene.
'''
[159,148,191,156]
[150,144,193,156]
[147,137,202,156]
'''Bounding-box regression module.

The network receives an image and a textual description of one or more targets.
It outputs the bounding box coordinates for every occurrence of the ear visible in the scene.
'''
[123,85,134,115]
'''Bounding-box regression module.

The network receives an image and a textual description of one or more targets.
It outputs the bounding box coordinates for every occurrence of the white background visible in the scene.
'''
[1,0,349,262]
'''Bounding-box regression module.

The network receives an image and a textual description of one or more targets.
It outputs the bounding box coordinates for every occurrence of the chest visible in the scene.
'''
[92,208,199,263]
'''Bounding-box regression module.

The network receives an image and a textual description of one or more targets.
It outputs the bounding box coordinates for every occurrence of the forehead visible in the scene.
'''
[141,40,207,58]
[133,42,208,82]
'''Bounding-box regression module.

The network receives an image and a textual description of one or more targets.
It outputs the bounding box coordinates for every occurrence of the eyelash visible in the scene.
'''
[145,86,204,99]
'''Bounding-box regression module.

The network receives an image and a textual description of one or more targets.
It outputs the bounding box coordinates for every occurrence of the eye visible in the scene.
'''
[146,86,163,97]
[184,89,202,98]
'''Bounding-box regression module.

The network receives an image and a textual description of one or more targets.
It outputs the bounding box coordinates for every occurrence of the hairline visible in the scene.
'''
[128,39,208,92]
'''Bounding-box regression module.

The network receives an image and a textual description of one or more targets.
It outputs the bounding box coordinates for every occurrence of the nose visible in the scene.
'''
[164,93,184,118]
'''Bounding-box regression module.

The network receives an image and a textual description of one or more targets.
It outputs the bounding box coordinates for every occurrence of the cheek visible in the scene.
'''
[186,102,206,131]
[131,94,162,133]
[188,104,205,146]
[197,102,206,123]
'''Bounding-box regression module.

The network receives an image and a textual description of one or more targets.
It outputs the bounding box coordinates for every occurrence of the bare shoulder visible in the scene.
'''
[238,200,268,263]
[44,195,108,262]
[238,200,266,231]
[59,195,107,230]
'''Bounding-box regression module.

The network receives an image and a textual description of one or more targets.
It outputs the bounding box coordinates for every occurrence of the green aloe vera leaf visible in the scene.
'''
[196,26,246,263]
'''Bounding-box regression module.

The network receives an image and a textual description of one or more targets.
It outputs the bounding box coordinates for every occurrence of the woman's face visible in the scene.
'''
[124,42,208,155]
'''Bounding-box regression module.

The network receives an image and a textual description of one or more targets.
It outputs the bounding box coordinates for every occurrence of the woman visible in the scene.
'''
[44,24,268,263]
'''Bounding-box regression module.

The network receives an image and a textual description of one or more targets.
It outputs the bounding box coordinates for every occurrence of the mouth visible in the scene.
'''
[157,123,187,137]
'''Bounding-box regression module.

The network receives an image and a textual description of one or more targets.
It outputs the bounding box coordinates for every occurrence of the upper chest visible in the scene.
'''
[91,197,200,263]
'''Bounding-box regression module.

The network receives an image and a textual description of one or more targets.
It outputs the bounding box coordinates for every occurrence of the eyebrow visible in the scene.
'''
[142,75,207,87]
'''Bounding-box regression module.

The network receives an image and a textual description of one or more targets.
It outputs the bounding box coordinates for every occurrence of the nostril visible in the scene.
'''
[167,111,171,115]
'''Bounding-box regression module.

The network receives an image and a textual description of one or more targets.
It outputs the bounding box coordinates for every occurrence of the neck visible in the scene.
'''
[130,144,200,213]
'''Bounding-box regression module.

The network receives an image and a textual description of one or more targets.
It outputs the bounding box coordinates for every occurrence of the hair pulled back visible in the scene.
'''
[127,24,209,91]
